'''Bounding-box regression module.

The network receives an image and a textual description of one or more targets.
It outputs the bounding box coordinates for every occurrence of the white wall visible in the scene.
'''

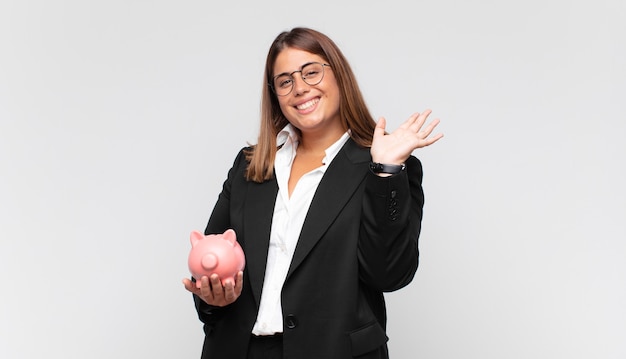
[1,0,624,358]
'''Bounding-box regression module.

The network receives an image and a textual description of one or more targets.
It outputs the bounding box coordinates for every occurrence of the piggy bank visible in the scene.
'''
[188,229,245,288]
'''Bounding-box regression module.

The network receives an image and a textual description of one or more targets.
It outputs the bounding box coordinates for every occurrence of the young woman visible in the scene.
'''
[183,27,443,359]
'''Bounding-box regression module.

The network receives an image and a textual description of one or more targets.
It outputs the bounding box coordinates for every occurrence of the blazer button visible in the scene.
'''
[388,197,399,221]
[285,314,298,329]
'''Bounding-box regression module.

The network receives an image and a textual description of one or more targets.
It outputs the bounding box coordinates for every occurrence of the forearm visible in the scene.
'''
[358,155,424,291]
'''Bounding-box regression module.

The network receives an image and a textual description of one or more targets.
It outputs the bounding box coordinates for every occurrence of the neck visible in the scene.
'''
[298,126,346,155]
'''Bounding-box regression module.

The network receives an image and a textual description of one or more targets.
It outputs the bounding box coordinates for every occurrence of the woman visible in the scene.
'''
[183,27,443,359]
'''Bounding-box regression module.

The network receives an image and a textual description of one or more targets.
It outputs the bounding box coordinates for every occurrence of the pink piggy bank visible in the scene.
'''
[188,229,245,288]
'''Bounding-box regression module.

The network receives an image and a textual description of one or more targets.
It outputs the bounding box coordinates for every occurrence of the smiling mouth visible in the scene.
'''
[296,98,319,111]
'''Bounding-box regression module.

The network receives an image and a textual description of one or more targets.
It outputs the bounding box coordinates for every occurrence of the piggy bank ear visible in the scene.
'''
[223,229,237,245]
[190,230,204,247]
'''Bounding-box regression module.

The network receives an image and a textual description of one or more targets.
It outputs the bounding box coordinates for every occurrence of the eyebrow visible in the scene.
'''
[273,61,318,78]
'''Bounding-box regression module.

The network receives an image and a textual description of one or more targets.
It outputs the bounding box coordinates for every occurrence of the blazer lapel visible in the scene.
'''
[286,139,370,279]
[242,178,278,306]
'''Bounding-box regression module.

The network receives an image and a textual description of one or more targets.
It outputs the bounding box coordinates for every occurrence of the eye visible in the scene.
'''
[304,69,319,77]
[275,76,292,89]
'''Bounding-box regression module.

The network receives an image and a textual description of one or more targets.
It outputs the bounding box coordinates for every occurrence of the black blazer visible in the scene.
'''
[193,138,424,359]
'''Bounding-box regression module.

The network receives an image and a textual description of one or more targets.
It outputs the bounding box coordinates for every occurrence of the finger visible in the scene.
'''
[234,271,244,296]
[409,109,431,132]
[399,112,420,130]
[372,117,387,141]
[199,276,214,301]
[374,116,386,133]
[182,278,199,294]
[418,118,441,138]
[223,279,236,303]
[210,274,224,299]
[421,133,444,147]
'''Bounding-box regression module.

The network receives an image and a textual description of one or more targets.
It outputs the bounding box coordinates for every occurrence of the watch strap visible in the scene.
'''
[369,162,406,174]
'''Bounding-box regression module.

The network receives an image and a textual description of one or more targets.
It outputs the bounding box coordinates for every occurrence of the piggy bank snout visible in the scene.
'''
[201,253,218,270]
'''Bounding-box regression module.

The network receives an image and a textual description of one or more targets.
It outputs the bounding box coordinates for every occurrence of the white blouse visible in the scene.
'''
[251,124,349,335]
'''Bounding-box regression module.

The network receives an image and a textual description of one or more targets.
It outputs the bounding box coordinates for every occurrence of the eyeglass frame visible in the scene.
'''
[269,62,331,96]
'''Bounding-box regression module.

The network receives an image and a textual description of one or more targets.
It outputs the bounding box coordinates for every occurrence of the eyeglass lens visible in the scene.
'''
[273,63,326,96]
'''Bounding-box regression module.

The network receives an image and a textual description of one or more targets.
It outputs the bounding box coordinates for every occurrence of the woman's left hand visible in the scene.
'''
[370,109,443,165]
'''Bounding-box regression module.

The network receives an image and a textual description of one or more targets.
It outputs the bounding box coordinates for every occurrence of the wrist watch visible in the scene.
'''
[369,162,406,174]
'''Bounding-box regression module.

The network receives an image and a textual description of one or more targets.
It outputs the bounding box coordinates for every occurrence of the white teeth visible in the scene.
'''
[296,98,318,110]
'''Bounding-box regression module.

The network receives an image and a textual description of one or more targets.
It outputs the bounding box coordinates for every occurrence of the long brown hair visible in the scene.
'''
[245,27,377,182]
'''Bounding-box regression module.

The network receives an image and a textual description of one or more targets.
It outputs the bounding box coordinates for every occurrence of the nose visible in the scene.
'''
[292,73,310,96]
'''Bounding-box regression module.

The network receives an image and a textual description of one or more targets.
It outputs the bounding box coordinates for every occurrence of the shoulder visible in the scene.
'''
[341,137,372,164]
[219,147,253,184]
[231,146,253,166]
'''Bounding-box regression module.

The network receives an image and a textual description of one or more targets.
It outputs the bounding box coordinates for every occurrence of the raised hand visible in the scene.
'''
[370,109,443,165]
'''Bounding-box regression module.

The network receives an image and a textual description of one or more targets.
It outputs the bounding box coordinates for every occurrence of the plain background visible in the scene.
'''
[1,0,624,358]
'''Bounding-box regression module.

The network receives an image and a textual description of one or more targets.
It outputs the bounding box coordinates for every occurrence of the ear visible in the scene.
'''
[223,229,237,245]
[190,230,204,247]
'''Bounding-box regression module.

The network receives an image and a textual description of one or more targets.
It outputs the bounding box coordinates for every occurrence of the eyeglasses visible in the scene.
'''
[270,62,330,96]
